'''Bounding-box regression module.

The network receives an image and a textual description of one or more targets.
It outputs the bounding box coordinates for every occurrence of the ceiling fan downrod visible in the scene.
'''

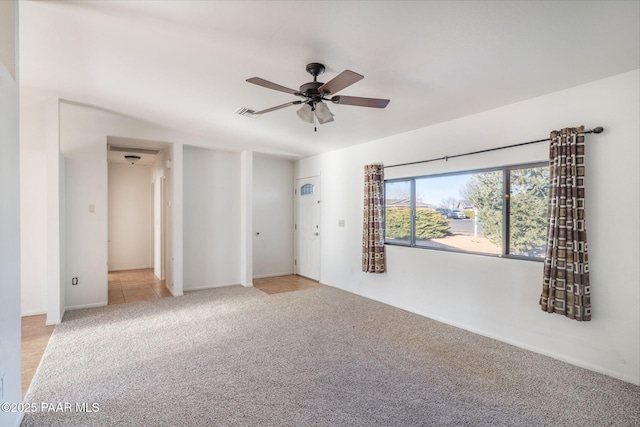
[305,63,325,81]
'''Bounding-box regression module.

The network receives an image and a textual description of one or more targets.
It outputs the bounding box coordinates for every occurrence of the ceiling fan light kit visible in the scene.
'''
[314,102,334,124]
[296,103,315,124]
[124,155,141,164]
[246,62,389,130]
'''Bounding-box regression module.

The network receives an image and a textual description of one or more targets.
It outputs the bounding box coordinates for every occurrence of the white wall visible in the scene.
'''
[0,2,22,425]
[240,151,253,286]
[152,151,168,280]
[20,94,296,313]
[20,93,47,316]
[166,143,183,296]
[253,155,294,278]
[296,70,640,385]
[183,146,241,290]
[20,98,199,312]
[108,163,152,271]
[62,104,109,310]
[19,96,64,326]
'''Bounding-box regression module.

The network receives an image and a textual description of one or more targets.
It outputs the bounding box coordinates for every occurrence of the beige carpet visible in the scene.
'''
[22,285,639,426]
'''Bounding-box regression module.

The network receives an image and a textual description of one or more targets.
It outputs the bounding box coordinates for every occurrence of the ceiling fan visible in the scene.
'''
[246,63,390,129]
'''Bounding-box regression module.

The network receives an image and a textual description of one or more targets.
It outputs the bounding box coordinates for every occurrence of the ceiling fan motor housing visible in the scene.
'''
[299,81,325,98]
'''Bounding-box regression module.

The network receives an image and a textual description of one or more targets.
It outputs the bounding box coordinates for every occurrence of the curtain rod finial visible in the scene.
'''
[592,126,604,134]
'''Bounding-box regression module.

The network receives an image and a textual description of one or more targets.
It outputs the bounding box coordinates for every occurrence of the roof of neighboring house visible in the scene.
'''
[386,199,432,208]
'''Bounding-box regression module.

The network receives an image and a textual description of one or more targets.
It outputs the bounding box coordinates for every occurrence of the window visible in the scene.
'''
[385,180,412,246]
[384,163,549,259]
[300,183,314,196]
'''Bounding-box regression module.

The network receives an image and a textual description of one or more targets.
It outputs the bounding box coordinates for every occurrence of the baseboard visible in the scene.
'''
[169,287,183,297]
[184,282,241,292]
[65,301,108,311]
[45,308,65,326]
[252,271,294,279]
[21,309,47,317]
[108,266,153,272]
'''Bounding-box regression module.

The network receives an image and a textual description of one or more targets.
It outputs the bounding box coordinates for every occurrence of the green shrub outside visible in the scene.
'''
[385,207,450,240]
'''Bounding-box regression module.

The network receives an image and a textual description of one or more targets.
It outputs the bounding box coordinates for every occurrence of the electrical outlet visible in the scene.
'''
[72,277,78,285]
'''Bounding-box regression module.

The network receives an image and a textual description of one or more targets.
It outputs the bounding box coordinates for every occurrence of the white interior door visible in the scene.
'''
[295,176,321,280]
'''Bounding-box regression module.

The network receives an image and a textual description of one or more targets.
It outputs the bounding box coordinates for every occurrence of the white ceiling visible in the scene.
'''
[18,1,640,158]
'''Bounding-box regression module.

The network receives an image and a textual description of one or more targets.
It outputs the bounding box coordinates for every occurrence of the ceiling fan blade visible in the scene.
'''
[246,77,300,95]
[331,95,390,108]
[318,70,364,95]
[255,101,302,115]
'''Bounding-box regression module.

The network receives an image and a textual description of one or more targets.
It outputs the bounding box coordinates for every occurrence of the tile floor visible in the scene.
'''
[108,268,173,304]
[253,274,324,294]
[21,314,55,399]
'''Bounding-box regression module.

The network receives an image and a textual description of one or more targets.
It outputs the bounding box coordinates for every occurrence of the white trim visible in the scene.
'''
[107,266,154,272]
[159,281,182,296]
[45,307,64,326]
[65,302,107,311]
[21,310,47,317]
[252,272,295,279]
[184,282,242,292]
[168,287,183,297]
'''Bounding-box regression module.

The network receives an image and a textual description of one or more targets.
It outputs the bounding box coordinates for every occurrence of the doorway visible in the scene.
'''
[107,162,153,271]
[295,176,321,280]
[106,144,168,302]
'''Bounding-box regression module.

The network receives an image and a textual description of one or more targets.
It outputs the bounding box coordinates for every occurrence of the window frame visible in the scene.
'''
[384,161,548,261]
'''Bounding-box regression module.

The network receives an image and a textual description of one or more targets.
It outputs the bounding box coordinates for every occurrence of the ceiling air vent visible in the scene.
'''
[234,107,257,117]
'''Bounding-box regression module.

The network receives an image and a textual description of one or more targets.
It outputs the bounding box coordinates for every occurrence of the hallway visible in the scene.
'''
[108,268,173,304]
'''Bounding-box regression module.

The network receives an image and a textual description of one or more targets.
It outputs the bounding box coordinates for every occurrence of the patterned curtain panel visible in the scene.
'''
[540,126,591,321]
[362,164,385,273]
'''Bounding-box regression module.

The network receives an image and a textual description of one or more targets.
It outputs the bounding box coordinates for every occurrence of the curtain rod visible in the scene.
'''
[384,126,604,169]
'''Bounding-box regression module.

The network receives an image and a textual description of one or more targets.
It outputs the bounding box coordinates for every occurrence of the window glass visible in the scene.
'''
[508,166,549,258]
[300,183,314,196]
[415,171,502,255]
[384,180,412,245]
